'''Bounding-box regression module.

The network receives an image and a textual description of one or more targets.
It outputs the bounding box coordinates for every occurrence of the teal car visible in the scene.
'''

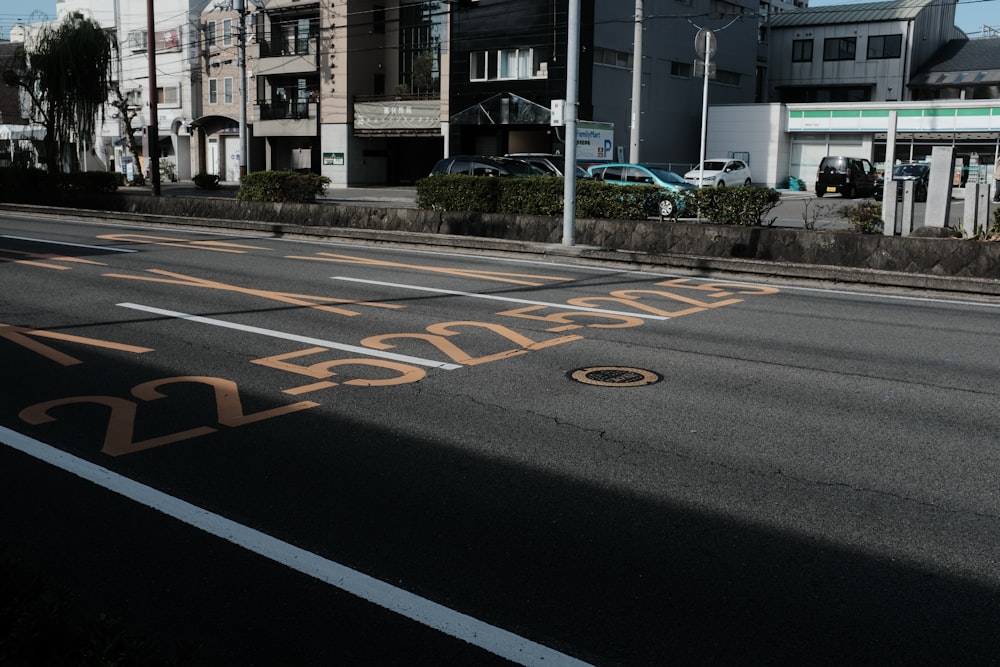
[587,163,696,217]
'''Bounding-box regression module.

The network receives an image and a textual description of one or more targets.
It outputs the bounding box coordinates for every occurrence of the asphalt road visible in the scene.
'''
[3,210,1000,665]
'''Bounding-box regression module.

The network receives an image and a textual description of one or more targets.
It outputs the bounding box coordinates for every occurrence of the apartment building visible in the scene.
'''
[191,2,250,180]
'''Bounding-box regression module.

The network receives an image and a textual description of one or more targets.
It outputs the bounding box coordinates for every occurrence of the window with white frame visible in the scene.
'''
[209,78,218,105]
[470,48,543,82]
[205,21,216,48]
[157,85,180,107]
[470,51,487,81]
[223,19,233,47]
[223,77,234,104]
[127,30,147,51]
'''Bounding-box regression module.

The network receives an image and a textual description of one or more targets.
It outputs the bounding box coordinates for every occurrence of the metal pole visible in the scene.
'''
[697,30,710,191]
[146,0,160,195]
[628,0,642,163]
[562,0,580,246]
[237,0,247,177]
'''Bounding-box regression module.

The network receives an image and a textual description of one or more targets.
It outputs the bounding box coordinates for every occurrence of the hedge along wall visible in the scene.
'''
[13,190,1000,281]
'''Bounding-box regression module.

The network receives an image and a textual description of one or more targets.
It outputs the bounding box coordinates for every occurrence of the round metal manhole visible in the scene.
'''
[567,366,662,387]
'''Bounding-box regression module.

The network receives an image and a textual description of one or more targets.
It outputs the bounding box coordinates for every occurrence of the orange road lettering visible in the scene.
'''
[285,252,574,287]
[0,323,153,366]
[103,269,403,316]
[0,248,106,270]
[97,233,270,254]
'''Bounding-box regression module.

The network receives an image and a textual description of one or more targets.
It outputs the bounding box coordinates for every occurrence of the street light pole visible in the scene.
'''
[629,0,642,163]
[562,0,580,246]
[146,0,160,195]
[236,0,248,177]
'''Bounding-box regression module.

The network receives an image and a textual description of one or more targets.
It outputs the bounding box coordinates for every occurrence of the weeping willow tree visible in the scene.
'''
[2,13,115,175]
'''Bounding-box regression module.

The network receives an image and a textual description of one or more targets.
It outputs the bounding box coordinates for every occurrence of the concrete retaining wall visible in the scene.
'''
[24,191,1000,283]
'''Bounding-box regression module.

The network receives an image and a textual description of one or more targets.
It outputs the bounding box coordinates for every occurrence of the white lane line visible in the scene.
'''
[1,234,138,252]
[0,426,592,666]
[331,277,671,320]
[117,303,462,370]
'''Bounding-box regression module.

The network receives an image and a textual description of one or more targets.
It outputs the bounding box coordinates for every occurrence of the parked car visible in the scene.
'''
[815,156,878,198]
[505,153,592,179]
[587,163,695,217]
[683,158,752,187]
[874,162,930,201]
[429,155,542,177]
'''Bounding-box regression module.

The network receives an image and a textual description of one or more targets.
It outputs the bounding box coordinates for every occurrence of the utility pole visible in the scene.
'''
[629,0,642,163]
[562,0,580,246]
[146,0,160,195]
[236,0,248,177]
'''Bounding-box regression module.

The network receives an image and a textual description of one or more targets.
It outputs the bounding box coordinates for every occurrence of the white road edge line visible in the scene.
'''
[331,277,671,320]
[0,426,593,666]
[1,234,138,253]
[116,303,462,370]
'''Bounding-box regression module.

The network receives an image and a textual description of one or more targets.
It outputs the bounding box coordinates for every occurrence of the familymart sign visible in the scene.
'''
[787,103,1000,133]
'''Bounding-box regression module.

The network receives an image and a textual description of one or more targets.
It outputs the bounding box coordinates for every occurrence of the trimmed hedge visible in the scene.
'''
[237,170,330,203]
[0,168,118,198]
[416,175,775,224]
[681,186,781,226]
[416,175,678,220]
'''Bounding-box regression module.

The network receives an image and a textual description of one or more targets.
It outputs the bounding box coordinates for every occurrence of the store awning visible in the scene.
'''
[449,93,550,126]
[0,124,46,141]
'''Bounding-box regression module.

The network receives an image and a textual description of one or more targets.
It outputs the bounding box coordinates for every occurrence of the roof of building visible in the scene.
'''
[909,37,1000,86]
[769,0,936,28]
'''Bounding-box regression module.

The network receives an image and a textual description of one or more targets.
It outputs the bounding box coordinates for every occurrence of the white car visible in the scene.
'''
[684,158,752,187]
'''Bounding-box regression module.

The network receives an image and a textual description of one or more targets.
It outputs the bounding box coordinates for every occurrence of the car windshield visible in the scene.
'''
[893,164,927,178]
[648,168,687,184]
[699,161,727,171]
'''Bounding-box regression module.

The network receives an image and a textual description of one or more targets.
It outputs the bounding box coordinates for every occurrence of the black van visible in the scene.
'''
[815,156,878,198]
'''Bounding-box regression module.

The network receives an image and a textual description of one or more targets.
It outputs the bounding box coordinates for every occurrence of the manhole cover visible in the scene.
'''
[567,366,662,387]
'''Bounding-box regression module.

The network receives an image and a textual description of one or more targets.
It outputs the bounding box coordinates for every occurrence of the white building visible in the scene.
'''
[54,0,209,179]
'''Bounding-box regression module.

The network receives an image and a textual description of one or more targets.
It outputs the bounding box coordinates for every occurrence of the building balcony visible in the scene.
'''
[256,39,319,75]
[253,100,317,137]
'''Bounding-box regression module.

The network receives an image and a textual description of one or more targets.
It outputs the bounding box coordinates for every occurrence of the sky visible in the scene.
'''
[1,0,998,40]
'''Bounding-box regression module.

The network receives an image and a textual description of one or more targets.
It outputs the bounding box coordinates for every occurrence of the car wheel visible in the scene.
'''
[659,198,674,218]
[743,178,751,186]
[843,184,856,199]
[916,185,927,203]
[717,180,726,187]
[816,188,825,198]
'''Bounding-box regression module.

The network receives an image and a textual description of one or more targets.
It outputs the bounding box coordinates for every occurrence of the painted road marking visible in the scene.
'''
[0,324,153,366]
[287,251,575,287]
[331,278,672,321]
[116,303,462,370]
[0,426,593,666]
[106,269,402,317]
[1,235,139,252]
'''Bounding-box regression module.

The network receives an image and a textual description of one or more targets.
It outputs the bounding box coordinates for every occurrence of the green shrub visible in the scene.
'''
[193,172,220,189]
[686,186,780,226]
[498,176,565,215]
[415,175,781,223]
[839,200,883,234]
[416,174,503,213]
[59,171,119,192]
[576,180,668,220]
[0,167,51,200]
[237,170,330,203]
